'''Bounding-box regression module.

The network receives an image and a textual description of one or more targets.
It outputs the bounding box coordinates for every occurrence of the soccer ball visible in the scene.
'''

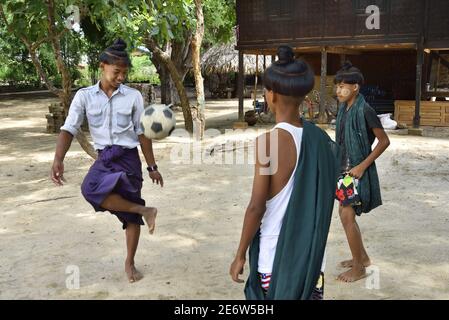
[140,104,176,140]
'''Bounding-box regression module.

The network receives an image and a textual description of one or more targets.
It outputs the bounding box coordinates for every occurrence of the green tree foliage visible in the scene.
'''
[0,0,84,91]
[203,0,236,48]
[0,7,83,89]
[0,27,42,87]
[128,55,160,84]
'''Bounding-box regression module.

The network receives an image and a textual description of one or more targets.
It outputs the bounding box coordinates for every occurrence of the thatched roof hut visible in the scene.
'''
[201,41,272,75]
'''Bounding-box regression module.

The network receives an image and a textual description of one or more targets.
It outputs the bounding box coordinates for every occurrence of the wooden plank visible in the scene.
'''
[394,100,449,126]
[398,115,414,122]
[421,107,444,112]
[326,47,362,55]
[422,119,443,125]
[422,107,445,112]
[237,41,418,52]
[421,113,444,119]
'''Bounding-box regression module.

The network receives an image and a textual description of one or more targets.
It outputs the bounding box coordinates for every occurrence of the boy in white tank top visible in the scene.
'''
[230,46,338,300]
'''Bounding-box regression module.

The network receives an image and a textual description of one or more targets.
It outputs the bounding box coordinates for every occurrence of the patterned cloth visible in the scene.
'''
[335,174,362,208]
[259,272,325,300]
[259,273,272,293]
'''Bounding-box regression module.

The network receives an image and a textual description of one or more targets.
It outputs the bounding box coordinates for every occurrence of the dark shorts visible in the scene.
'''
[81,145,145,229]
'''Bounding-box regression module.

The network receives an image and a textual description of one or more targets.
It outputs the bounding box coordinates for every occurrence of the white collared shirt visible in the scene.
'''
[61,82,145,150]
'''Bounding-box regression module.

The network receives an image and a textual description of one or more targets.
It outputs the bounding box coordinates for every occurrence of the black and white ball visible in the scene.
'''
[140,104,176,140]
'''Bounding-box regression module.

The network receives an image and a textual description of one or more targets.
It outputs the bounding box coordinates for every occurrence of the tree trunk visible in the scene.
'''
[46,0,97,158]
[76,131,98,159]
[160,66,172,105]
[170,34,192,106]
[88,54,99,85]
[169,70,189,106]
[46,0,71,111]
[146,37,193,133]
[150,48,172,105]
[191,0,206,140]
[169,78,180,105]
[150,37,192,108]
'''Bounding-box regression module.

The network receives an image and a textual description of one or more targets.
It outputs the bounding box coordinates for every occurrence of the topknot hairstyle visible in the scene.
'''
[263,45,315,97]
[99,38,132,68]
[334,61,364,85]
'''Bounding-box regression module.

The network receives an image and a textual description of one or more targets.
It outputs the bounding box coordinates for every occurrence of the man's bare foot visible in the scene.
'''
[125,264,143,283]
[339,258,371,268]
[141,207,157,234]
[337,265,367,283]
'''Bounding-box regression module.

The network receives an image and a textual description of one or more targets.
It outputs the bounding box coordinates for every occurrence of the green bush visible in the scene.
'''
[74,66,92,88]
[127,55,160,85]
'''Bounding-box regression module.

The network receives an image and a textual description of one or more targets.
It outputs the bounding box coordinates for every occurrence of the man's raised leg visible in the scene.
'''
[101,193,157,234]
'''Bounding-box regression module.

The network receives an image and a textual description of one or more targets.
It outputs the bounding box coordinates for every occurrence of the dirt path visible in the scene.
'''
[0,94,448,299]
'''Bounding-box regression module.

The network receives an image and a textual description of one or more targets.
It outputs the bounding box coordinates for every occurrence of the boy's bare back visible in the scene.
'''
[266,126,300,201]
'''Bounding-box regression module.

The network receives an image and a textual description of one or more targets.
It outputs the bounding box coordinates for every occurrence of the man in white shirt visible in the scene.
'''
[50,39,162,283]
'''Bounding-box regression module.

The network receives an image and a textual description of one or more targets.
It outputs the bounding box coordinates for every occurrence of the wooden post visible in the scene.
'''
[424,51,433,97]
[414,38,424,128]
[238,50,244,121]
[254,54,259,110]
[318,47,328,124]
[263,55,267,114]
[413,0,429,128]
[435,54,441,92]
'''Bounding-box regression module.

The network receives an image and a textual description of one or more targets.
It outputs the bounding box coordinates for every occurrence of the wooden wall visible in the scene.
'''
[237,0,449,49]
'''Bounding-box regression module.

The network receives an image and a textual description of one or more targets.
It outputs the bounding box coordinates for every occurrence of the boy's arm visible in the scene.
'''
[139,134,163,187]
[349,127,390,179]
[230,134,271,283]
[51,130,74,185]
[51,91,85,186]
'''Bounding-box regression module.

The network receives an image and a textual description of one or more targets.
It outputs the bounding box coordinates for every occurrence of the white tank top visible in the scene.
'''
[258,122,303,274]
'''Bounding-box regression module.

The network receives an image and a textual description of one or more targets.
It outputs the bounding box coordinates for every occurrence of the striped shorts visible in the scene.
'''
[259,273,272,293]
[258,272,325,300]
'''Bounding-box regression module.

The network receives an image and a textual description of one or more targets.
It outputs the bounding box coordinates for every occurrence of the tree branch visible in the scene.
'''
[145,36,193,132]
[191,0,206,139]
[28,47,63,96]
[46,0,72,109]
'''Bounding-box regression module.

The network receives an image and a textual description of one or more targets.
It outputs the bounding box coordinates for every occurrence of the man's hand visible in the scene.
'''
[51,160,66,186]
[230,256,246,283]
[348,164,366,179]
[149,170,163,187]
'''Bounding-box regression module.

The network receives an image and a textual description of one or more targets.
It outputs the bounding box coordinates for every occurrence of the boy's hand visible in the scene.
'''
[349,164,366,179]
[149,170,164,187]
[51,160,66,186]
[230,256,246,283]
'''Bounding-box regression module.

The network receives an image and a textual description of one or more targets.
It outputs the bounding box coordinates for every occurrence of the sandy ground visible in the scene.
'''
[0,93,449,300]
